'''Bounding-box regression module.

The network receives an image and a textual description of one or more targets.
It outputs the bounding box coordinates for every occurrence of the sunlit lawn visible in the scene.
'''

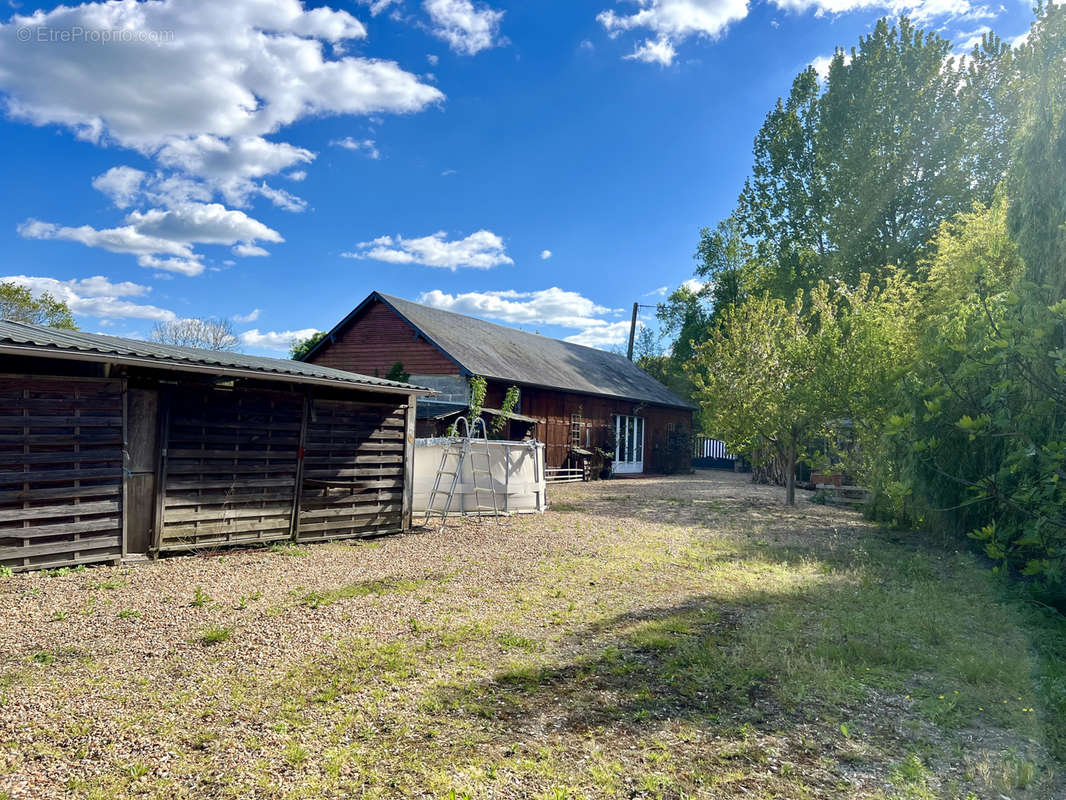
[1,471,1063,799]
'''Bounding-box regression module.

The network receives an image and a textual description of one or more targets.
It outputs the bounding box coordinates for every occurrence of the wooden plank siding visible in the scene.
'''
[485,382,692,471]
[295,395,407,542]
[154,386,410,551]
[156,386,303,551]
[307,300,457,376]
[0,375,124,571]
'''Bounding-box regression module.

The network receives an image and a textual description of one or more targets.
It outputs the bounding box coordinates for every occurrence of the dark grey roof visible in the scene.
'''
[312,292,693,409]
[0,320,432,395]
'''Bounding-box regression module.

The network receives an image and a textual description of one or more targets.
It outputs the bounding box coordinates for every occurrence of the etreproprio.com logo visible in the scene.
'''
[16,26,176,44]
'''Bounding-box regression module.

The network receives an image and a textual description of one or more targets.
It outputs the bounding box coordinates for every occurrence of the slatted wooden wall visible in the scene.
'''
[296,396,406,542]
[0,376,125,571]
[156,386,303,551]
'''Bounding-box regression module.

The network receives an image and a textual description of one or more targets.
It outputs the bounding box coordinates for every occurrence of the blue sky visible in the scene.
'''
[0,0,1034,355]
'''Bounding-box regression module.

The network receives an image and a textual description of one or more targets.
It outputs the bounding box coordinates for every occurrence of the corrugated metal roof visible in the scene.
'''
[0,320,432,395]
[363,293,694,409]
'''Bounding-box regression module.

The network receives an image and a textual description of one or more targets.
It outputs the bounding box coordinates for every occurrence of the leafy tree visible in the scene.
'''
[689,289,840,505]
[736,66,830,297]
[1008,1,1066,299]
[693,216,753,319]
[151,318,239,351]
[0,282,77,329]
[690,280,912,505]
[385,362,410,383]
[290,331,327,360]
[819,18,972,284]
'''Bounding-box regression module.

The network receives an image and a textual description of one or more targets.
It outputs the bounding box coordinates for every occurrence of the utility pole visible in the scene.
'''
[626,301,658,361]
[626,302,639,361]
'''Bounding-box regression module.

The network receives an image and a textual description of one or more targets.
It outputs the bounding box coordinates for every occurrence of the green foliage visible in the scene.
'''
[689,280,911,504]
[468,375,487,420]
[200,625,232,646]
[490,385,520,437]
[289,330,327,360]
[385,361,410,383]
[732,16,1010,298]
[1008,2,1066,299]
[0,282,77,329]
[877,197,1066,591]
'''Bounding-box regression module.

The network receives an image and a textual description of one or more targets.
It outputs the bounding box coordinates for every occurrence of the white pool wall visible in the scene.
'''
[412,438,546,515]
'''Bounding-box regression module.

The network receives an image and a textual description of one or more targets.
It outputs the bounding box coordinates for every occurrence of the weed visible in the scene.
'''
[118,609,140,620]
[283,741,309,767]
[124,762,150,779]
[190,587,210,607]
[200,626,232,646]
[52,610,68,621]
[91,578,124,591]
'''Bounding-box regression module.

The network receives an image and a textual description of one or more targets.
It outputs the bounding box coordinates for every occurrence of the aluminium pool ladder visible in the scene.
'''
[423,417,502,531]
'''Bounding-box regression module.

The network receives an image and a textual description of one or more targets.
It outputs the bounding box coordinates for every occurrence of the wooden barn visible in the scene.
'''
[0,321,432,572]
[301,292,695,474]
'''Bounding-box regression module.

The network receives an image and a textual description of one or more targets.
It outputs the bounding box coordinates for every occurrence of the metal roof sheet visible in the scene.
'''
[0,320,432,395]
[354,293,695,410]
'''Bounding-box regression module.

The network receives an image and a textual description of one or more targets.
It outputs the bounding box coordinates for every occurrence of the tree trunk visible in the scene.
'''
[785,439,797,506]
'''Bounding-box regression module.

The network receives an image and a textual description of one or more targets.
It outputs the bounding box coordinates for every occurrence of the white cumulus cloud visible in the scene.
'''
[18,203,283,276]
[234,308,262,323]
[0,0,444,272]
[418,287,614,327]
[331,137,382,159]
[540,249,553,260]
[0,274,178,322]
[345,230,513,269]
[416,287,632,349]
[598,0,749,66]
[239,327,320,350]
[424,0,505,55]
[564,320,638,348]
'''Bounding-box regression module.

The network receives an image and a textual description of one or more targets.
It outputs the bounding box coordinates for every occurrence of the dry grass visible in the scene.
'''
[0,470,1062,799]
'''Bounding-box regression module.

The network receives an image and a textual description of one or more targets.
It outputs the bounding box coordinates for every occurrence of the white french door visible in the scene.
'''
[614,415,644,474]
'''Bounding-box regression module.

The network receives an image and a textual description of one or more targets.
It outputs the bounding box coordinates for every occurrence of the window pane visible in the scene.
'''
[636,418,643,462]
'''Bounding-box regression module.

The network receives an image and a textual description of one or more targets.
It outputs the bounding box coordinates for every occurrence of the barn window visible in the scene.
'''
[570,413,582,448]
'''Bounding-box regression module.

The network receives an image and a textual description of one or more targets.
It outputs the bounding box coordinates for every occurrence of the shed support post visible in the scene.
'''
[402,393,417,531]
[290,388,311,541]
[150,390,171,555]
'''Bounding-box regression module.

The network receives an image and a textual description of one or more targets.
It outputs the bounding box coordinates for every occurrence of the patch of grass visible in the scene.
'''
[496,631,538,652]
[199,625,232,646]
[91,577,125,591]
[0,566,13,578]
[118,609,140,619]
[283,742,309,767]
[301,577,425,609]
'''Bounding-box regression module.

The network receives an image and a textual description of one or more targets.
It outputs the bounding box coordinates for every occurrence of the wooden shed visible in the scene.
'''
[0,321,433,572]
